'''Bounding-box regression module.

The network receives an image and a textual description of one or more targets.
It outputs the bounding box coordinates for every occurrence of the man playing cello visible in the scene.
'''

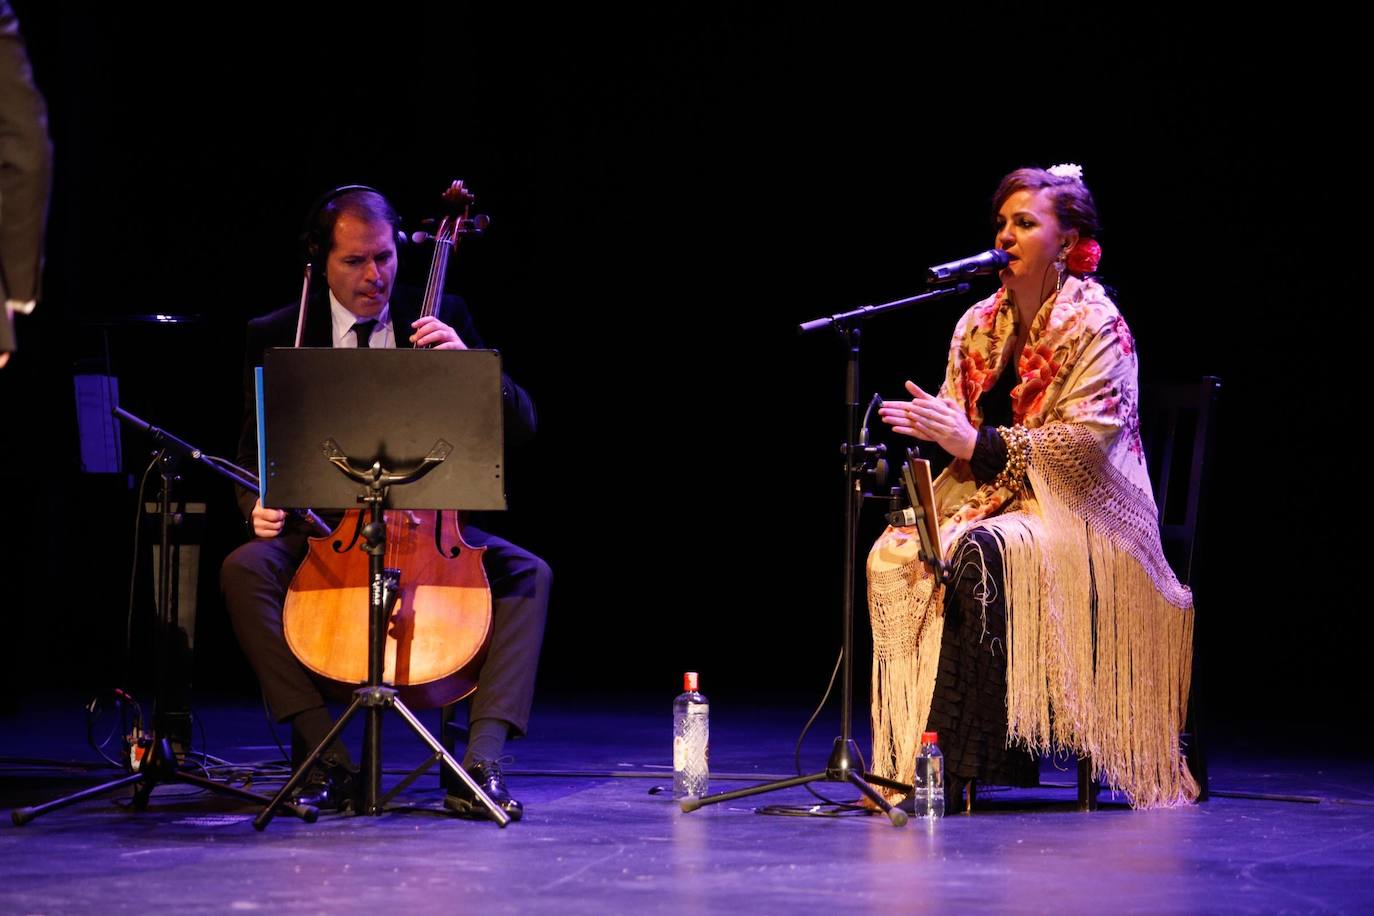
[220,186,549,820]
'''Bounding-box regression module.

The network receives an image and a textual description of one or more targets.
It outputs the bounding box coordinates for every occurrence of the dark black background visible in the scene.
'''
[2,5,1358,746]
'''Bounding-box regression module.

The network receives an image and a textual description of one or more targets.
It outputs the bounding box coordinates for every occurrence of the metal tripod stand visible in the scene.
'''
[13,419,317,826]
[680,285,967,827]
[254,441,509,829]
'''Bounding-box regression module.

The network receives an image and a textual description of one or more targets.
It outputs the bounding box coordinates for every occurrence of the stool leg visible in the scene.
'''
[1077,757,1099,811]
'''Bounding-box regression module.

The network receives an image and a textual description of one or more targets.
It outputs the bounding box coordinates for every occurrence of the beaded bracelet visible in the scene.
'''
[992,424,1031,492]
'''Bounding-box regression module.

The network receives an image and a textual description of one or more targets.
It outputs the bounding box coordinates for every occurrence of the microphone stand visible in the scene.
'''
[110,408,332,535]
[681,282,969,827]
[11,409,320,826]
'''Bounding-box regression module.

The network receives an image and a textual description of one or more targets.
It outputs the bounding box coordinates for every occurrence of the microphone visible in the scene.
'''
[927,249,1009,285]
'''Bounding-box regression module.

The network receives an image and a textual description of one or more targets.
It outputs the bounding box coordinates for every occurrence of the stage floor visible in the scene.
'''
[3,693,1372,913]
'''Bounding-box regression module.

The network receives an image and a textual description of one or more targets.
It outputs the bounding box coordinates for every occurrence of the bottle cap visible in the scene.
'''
[921,731,939,745]
[683,672,699,692]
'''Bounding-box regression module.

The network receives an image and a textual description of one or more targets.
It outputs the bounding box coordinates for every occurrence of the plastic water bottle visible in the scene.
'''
[913,730,944,818]
[672,672,709,799]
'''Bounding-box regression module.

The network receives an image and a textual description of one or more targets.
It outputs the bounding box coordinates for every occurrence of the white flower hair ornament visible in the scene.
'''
[1048,162,1084,181]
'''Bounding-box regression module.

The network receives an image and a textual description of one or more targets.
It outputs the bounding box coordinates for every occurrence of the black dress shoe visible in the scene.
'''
[291,765,360,813]
[444,760,523,821]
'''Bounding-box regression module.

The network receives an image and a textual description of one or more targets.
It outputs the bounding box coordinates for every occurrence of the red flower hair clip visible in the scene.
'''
[1066,238,1102,275]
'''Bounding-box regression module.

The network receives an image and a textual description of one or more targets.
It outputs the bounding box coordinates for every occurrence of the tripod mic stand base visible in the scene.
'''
[679,737,911,827]
[10,734,319,826]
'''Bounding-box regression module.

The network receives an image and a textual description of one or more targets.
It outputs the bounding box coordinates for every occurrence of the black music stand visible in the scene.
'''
[252,347,510,829]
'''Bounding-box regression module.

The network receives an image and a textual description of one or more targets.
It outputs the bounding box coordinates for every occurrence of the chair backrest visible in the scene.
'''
[1137,376,1221,587]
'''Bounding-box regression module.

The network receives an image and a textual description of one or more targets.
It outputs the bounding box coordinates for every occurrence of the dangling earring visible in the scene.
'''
[1054,249,1067,292]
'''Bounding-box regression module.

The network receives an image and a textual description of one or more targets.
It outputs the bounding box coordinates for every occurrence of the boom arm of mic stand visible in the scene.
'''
[112,407,332,536]
[797,282,971,335]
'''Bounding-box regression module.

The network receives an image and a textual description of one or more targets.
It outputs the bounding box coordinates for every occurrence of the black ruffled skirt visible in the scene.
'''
[925,528,1040,787]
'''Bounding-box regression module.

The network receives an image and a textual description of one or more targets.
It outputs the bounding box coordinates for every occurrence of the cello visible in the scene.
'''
[280,181,494,709]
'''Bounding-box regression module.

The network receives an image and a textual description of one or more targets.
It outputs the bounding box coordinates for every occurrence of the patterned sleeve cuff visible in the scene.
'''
[969,425,1008,485]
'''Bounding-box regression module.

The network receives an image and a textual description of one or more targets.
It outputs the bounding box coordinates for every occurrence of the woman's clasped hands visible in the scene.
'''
[878,380,978,461]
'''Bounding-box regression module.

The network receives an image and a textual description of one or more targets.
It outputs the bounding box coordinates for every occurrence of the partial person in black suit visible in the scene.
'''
[220,187,549,820]
[0,0,52,367]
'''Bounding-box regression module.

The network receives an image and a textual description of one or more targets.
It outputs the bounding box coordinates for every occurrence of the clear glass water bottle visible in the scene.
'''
[913,730,944,818]
[672,671,709,799]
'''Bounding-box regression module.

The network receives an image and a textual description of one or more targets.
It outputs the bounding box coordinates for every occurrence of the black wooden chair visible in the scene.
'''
[1074,375,1221,809]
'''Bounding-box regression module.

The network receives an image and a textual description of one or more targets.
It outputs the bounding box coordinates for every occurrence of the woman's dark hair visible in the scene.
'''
[992,167,1100,239]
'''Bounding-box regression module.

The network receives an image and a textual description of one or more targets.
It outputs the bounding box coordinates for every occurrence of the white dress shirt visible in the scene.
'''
[328,291,396,349]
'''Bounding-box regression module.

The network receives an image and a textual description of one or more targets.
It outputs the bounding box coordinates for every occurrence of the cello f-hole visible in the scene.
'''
[434,510,461,559]
[333,510,366,553]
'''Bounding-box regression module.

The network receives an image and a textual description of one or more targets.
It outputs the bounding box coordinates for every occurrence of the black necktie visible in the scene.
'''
[351,319,378,348]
